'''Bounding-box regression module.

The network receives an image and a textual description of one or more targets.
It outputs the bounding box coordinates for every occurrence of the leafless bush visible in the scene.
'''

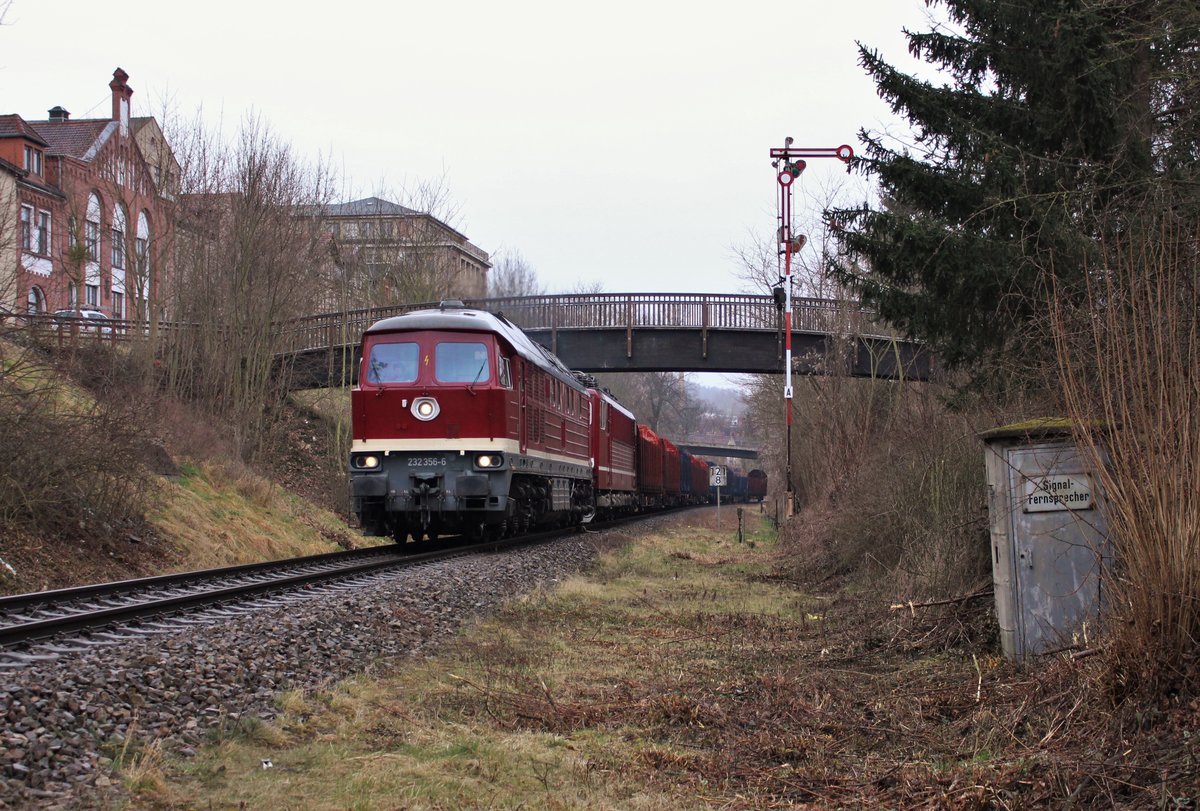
[1049,191,1200,696]
[0,352,153,538]
[751,370,991,598]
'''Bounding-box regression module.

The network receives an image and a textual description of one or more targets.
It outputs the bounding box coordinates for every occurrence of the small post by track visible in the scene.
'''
[710,464,727,529]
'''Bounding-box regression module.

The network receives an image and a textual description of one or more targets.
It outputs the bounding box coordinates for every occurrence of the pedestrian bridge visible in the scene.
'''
[279,293,933,389]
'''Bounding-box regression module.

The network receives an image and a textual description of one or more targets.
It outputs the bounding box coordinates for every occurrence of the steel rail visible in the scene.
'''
[0,545,400,614]
[0,506,697,651]
[0,541,492,649]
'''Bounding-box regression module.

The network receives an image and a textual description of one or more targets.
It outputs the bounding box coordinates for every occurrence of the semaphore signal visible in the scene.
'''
[769,137,854,518]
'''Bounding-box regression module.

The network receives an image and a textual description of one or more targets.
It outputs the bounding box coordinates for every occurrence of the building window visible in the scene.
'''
[112,205,127,269]
[361,221,374,239]
[112,229,125,268]
[36,211,50,255]
[85,284,99,307]
[85,220,100,261]
[135,237,147,270]
[23,146,42,176]
[112,291,124,320]
[27,286,46,314]
[68,282,78,308]
[341,222,358,239]
[86,193,102,263]
[20,205,32,250]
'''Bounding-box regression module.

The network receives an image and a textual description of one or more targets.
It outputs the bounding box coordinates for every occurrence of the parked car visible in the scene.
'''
[53,308,114,334]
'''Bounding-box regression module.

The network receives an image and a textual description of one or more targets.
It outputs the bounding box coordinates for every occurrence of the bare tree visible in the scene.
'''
[487,249,543,298]
[162,113,336,457]
[0,171,17,318]
[561,279,606,295]
[593,370,695,438]
[735,174,866,300]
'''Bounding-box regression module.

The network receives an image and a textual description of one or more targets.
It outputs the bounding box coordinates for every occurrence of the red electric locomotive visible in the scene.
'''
[587,386,638,516]
[348,302,594,542]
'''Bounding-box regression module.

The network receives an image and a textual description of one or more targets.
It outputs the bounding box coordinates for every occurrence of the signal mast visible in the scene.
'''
[769,138,854,517]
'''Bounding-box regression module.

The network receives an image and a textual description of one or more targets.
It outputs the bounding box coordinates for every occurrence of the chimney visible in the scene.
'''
[109,68,132,135]
[48,106,71,122]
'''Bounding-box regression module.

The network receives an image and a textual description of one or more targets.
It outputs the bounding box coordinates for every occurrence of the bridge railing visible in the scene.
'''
[7,293,893,356]
[273,293,890,354]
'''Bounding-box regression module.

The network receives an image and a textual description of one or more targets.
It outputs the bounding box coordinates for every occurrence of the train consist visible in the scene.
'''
[347,302,766,543]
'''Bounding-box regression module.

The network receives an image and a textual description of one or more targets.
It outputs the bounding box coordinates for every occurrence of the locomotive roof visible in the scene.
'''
[365,306,587,391]
[591,387,635,422]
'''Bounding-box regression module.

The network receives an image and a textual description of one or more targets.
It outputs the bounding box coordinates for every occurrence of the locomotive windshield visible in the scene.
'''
[366,342,419,384]
[435,342,491,383]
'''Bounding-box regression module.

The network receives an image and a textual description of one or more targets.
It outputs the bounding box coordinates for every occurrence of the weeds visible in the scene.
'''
[133,512,1197,808]
[1049,193,1200,698]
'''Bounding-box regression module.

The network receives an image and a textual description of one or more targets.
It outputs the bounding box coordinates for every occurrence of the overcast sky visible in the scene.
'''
[2,0,930,297]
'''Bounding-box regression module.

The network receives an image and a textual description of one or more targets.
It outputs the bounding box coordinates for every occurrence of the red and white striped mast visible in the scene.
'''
[769,138,854,517]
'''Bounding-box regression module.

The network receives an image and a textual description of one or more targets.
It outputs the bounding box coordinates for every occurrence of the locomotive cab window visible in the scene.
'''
[436,342,491,383]
[498,357,512,389]
[365,342,418,384]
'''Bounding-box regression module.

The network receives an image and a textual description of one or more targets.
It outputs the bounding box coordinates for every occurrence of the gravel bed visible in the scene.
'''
[0,534,606,808]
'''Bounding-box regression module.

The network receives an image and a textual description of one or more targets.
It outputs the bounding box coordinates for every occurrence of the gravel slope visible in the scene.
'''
[0,535,605,809]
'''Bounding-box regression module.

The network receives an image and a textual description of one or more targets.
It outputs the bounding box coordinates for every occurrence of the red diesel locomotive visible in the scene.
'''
[348,302,764,542]
[349,303,594,541]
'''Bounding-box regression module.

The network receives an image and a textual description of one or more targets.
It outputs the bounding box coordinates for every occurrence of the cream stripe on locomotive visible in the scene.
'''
[598,465,637,477]
[351,437,591,473]
[352,438,522,454]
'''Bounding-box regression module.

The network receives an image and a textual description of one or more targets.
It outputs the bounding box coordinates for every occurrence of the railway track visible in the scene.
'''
[0,536,528,658]
[0,506,691,664]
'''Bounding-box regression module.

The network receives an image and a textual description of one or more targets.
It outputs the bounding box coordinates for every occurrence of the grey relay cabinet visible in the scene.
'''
[981,422,1111,661]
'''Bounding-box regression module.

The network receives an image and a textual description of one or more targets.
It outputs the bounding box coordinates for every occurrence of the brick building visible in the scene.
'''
[323,196,490,307]
[0,68,178,319]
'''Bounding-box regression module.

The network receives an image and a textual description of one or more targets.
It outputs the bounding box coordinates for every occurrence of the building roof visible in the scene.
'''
[29,119,115,161]
[323,196,422,217]
[0,115,49,146]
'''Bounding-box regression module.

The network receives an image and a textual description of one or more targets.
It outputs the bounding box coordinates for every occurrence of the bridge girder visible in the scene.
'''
[287,326,931,390]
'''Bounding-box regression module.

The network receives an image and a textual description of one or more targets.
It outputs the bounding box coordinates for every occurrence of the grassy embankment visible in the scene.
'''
[0,345,366,594]
[116,507,1081,810]
[147,460,361,571]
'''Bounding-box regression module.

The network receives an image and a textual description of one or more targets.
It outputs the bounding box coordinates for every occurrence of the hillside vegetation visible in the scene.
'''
[0,338,362,596]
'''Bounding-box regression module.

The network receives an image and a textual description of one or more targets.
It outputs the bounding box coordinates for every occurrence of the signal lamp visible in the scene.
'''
[352,454,380,470]
[476,454,503,468]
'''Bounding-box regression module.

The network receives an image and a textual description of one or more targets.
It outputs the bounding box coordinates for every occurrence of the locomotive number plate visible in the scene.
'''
[408,457,446,467]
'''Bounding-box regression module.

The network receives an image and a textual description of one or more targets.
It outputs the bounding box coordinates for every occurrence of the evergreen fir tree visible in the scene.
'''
[829,0,1199,369]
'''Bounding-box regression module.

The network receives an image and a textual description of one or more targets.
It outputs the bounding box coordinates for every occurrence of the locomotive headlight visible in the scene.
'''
[475,453,503,469]
[352,454,381,470]
[411,397,440,421]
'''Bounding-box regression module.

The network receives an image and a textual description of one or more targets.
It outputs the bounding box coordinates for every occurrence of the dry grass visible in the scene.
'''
[147,459,366,570]
[1049,198,1200,698]
[126,509,1199,809]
